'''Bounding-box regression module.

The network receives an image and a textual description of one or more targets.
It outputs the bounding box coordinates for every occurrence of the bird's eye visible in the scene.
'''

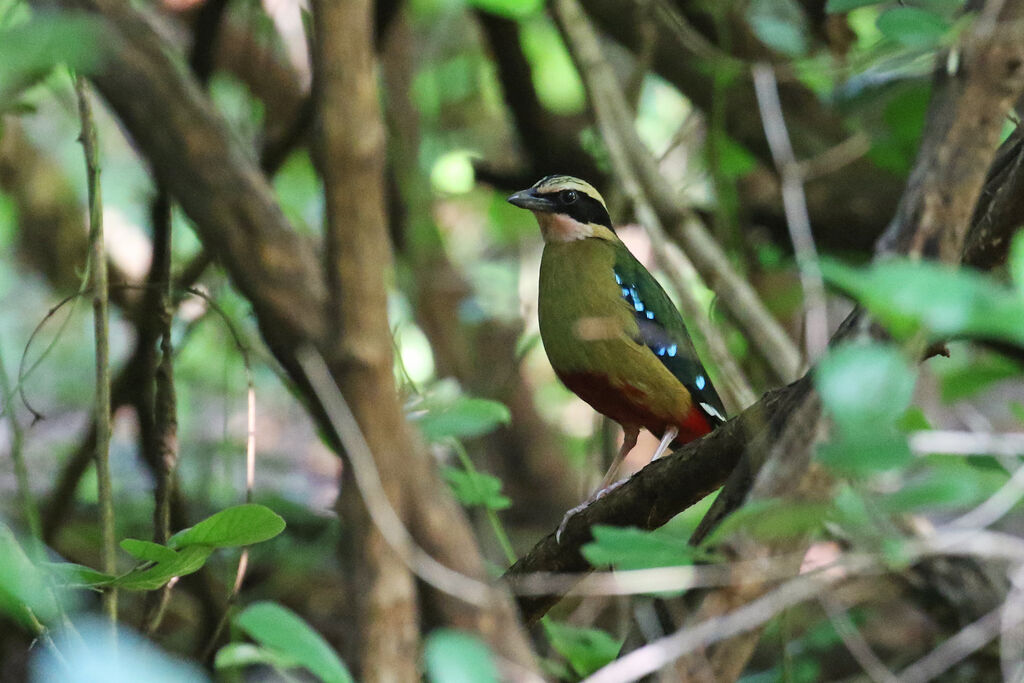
[560,190,578,204]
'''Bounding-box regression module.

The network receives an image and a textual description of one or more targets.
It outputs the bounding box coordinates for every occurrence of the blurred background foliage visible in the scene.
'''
[1,0,1024,680]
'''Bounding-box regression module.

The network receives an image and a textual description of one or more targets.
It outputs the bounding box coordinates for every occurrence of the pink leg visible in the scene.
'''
[558,425,640,542]
[651,426,679,461]
[599,425,640,490]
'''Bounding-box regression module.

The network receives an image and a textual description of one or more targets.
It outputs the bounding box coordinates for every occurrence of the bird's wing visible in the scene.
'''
[612,246,727,424]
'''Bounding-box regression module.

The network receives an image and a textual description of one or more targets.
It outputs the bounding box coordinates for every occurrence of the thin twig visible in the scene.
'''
[581,555,877,683]
[898,606,1014,683]
[1001,564,1024,682]
[910,430,1024,458]
[819,594,899,683]
[751,62,829,361]
[297,348,496,607]
[0,340,41,541]
[143,192,179,635]
[75,74,117,630]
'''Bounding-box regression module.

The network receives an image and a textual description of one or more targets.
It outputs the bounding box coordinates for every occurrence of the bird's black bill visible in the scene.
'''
[507,188,556,212]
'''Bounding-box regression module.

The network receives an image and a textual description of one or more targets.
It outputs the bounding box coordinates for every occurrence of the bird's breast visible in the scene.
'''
[538,240,703,437]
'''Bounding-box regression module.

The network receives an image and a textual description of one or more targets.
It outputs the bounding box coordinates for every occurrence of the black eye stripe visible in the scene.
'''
[538,191,612,229]
[564,194,613,229]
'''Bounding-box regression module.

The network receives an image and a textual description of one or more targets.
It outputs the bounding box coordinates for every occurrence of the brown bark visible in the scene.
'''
[313,1,419,679]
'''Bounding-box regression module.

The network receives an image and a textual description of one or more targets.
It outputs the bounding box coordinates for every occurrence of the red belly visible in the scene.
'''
[556,370,713,444]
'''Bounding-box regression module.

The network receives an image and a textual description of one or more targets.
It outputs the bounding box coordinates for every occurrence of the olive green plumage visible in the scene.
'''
[509,175,726,445]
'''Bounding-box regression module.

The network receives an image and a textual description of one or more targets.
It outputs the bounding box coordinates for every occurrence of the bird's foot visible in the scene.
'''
[555,479,626,543]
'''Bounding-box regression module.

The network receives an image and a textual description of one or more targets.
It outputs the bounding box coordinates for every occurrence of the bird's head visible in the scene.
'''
[507,175,616,244]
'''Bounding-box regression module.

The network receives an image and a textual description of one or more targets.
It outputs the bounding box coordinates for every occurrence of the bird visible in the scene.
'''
[508,175,727,535]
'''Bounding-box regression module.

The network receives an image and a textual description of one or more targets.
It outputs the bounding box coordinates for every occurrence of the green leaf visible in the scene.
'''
[1011,401,1024,425]
[1011,231,1024,296]
[825,0,883,12]
[120,539,179,564]
[112,545,214,591]
[877,7,951,48]
[0,17,104,93]
[0,523,60,625]
[880,468,987,513]
[896,406,932,432]
[581,525,701,571]
[235,601,353,683]
[746,0,809,56]
[441,467,511,511]
[423,629,500,683]
[464,0,542,19]
[704,499,831,545]
[938,353,1021,402]
[543,620,622,677]
[822,258,1024,346]
[816,429,913,475]
[815,343,916,429]
[44,562,112,588]
[168,503,285,549]
[415,397,511,441]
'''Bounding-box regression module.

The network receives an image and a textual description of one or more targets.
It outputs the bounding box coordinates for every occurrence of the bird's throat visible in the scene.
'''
[535,212,614,243]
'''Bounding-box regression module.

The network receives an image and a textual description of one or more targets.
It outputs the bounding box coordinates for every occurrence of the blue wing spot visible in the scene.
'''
[667,344,677,357]
[645,310,655,320]
[614,272,623,285]
[633,300,645,312]
[695,374,706,390]
[656,347,666,356]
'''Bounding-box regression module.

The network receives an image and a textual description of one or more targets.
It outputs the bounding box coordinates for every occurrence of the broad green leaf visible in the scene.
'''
[44,562,112,588]
[880,468,988,513]
[815,343,916,428]
[441,467,511,511]
[112,545,213,591]
[415,397,511,441]
[826,0,883,12]
[215,642,299,671]
[0,523,59,625]
[581,525,702,571]
[0,16,104,94]
[896,406,932,432]
[877,7,950,48]
[747,0,809,56]
[705,499,831,545]
[168,503,285,549]
[1011,231,1024,296]
[424,629,500,683]
[831,485,875,532]
[938,353,1021,402]
[120,539,178,564]
[464,0,542,19]
[816,430,913,475]
[822,258,1024,346]
[235,601,353,683]
[543,620,622,677]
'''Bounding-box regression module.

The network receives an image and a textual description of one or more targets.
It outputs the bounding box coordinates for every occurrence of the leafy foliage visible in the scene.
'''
[222,601,354,683]
[423,630,501,683]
